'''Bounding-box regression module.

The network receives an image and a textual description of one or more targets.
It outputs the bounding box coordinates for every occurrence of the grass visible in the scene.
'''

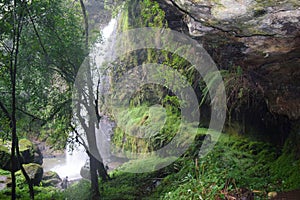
[1,129,299,199]
[99,131,299,200]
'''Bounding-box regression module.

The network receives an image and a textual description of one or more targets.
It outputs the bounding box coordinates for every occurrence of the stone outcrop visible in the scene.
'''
[157,0,300,123]
[0,139,43,172]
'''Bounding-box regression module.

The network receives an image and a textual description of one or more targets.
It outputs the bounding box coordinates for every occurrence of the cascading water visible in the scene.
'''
[42,18,118,180]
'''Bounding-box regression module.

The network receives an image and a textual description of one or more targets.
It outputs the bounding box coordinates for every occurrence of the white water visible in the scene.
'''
[43,18,117,180]
[42,148,87,180]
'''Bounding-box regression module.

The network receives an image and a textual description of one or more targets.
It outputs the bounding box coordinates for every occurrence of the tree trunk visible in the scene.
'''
[10,1,35,199]
[78,1,110,199]
[16,139,35,199]
[80,0,89,49]
[90,154,101,200]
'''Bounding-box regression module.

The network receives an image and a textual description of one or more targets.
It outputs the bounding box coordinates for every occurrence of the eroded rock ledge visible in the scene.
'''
[158,0,300,121]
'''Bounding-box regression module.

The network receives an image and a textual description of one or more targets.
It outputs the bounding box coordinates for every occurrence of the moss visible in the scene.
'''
[112,104,180,155]
[0,145,9,153]
[0,169,10,176]
[19,139,34,152]
[17,163,43,186]
[117,155,177,173]
[270,132,300,190]
[119,0,166,31]
[118,7,129,32]
[105,133,274,199]
[0,144,11,170]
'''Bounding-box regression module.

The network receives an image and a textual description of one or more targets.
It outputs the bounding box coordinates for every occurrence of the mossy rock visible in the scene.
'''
[41,171,61,187]
[19,139,35,164]
[0,139,43,172]
[17,163,43,186]
[0,144,11,171]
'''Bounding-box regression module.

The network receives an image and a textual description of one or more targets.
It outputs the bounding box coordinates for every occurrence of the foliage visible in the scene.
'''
[0,0,85,198]
[0,0,85,145]
[0,168,10,176]
[119,0,166,31]
[140,0,166,28]
[148,134,281,199]
[112,104,180,155]
[199,66,264,125]
[0,170,62,200]
[92,131,300,200]
[61,179,92,200]
[270,131,300,190]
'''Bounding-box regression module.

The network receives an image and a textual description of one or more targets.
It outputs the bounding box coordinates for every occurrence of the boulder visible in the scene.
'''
[0,139,43,172]
[33,144,43,165]
[20,163,43,186]
[80,160,91,180]
[0,178,7,191]
[0,143,11,171]
[41,171,62,187]
[19,139,35,164]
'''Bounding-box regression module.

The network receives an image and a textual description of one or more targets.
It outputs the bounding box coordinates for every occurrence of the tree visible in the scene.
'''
[0,0,86,199]
[71,1,110,199]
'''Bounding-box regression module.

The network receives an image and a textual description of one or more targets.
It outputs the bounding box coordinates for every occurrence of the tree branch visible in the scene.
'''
[24,4,48,58]
[16,107,45,122]
[0,100,11,122]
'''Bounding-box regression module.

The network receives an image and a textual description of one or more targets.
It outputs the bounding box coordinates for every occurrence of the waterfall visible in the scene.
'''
[42,147,88,180]
[42,18,118,180]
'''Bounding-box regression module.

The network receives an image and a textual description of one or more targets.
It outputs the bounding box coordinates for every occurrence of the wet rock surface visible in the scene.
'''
[158,0,300,121]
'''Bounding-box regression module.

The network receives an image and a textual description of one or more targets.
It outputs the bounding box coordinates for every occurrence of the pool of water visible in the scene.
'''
[42,147,88,180]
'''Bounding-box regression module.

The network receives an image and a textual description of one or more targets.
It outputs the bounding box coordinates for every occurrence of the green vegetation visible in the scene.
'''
[25,126,296,200]
[112,104,180,155]
[0,168,62,200]
[0,0,299,199]
[270,132,300,190]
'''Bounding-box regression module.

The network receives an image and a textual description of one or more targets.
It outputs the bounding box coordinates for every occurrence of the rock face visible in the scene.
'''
[0,139,43,172]
[41,171,62,187]
[157,0,300,123]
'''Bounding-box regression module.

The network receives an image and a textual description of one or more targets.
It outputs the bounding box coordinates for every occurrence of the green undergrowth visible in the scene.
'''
[100,132,300,200]
[270,131,300,191]
[112,104,181,155]
[150,134,278,199]
[0,168,62,200]
[108,104,300,199]
[2,130,297,199]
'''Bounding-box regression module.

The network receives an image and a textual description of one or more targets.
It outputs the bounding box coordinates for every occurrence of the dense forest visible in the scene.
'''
[0,0,299,199]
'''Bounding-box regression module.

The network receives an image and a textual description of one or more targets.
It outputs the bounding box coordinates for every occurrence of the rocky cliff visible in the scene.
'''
[156,0,299,135]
